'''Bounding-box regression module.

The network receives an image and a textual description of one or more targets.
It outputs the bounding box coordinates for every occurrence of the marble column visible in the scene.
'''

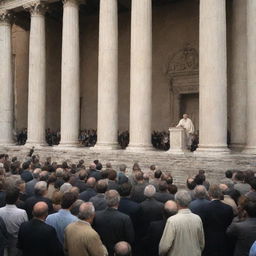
[230,0,247,151]
[59,0,80,147]
[94,0,119,150]
[26,3,47,147]
[244,0,256,154]
[0,11,14,145]
[127,0,153,151]
[196,0,229,154]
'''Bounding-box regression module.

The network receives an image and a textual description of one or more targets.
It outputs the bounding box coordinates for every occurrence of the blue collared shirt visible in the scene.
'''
[250,241,256,256]
[45,209,78,245]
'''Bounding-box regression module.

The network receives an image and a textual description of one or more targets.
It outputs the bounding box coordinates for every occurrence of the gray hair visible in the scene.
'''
[175,190,192,207]
[114,241,132,256]
[144,185,156,198]
[56,168,64,178]
[33,168,41,179]
[78,202,95,220]
[105,190,120,207]
[119,164,127,173]
[194,185,208,199]
[34,181,47,196]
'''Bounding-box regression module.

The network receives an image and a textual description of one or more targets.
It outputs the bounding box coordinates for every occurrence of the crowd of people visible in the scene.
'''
[15,129,199,151]
[0,153,255,256]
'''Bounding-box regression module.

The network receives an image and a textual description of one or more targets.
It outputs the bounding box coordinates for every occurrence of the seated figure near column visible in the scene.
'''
[176,114,195,149]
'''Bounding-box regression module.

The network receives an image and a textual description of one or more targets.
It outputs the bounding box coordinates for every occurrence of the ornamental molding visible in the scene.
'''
[164,44,199,78]
[63,0,86,6]
[0,0,57,11]
[0,9,13,24]
[23,1,48,15]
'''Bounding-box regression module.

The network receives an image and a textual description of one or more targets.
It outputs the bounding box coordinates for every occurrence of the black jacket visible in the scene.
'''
[79,188,97,202]
[94,208,134,256]
[17,218,63,256]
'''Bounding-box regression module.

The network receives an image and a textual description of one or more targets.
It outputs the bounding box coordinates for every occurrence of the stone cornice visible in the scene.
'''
[23,1,48,16]
[0,9,13,24]
[0,0,58,12]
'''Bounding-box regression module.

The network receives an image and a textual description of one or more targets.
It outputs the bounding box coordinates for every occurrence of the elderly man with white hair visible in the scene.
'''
[159,190,204,256]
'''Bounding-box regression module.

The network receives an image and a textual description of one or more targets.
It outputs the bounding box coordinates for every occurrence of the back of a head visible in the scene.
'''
[106,162,112,169]
[5,185,20,204]
[79,169,88,181]
[78,202,95,221]
[150,165,156,171]
[114,241,132,256]
[175,190,192,208]
[186,178,196,190]
[194,185,208,199]
[158,181,168,192]
[22,161,30,170]
[164,200,178,219]
[119,164,127,173]
[96,180,108,193]
[244,199,256,218]
[86,177,96,188]
[209,184,223,200]
[34,181,47,196]
[33,202,48,219]
[61,192,77,209]
[118,182,132,197]
[70,199,84,216]
[235,171,244,182]
[144,184,156,198]
[132,162,141,171]
[249,178,256,191]
[108,169,117,181]
[194,174,205,185]
[135,171,143,182]
[105,190,120,208]
[96,163,103,171]
[154,170,162,179]
[225,170,233,179]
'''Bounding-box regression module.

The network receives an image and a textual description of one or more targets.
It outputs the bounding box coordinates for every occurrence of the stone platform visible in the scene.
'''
[1,145,256,187]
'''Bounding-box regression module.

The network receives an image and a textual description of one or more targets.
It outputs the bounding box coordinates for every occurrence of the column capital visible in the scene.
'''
[23,1,48,16]
[0,10,13,25]
[63,0,85,7]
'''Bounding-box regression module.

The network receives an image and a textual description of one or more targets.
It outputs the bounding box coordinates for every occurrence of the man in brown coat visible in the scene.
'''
[64,202,107,256]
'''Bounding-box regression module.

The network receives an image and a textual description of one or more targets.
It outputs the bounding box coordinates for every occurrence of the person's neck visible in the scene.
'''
[178,206,188,210]
[34,217,45,222]
[109,206,118,210]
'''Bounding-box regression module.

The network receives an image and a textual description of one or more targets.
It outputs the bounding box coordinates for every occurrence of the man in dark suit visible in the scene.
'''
[25,168,41,197]
[227,199,256,256]
[17,202,63,256]
[130,172,146,203]
[94,190,134,256]
[203,185,233,256]
[89,180,108,211]
[143,200,178,256]
[20,161,33,183]
[189,185,210,222]
[107,170,120,191]
[154,181,174,203]
[88,163,102,181]
[25,181,53,219]
[73,170,88,193]
[79,177,97,202]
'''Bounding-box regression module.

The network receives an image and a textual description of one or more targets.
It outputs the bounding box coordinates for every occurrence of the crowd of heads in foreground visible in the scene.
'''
[0,153,256,256]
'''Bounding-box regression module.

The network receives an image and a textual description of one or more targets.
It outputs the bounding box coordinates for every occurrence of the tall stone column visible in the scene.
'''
[94,0,119,150]
[25,3,47,146]
[244,0,256,154]
[127,0,153,151]
[59,0,81,147]
[230,0,247,151]
[0,11,14,145]
[196,0,229,154]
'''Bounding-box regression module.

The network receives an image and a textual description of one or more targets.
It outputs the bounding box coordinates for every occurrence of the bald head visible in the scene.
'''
[105,190,120,208]
[194,185,208,199]
[164,200,178,219]
[114,241,132,256]
[86,177,96,188]
[219,184,228,192]
[33,202,48,220]
[78,202,95,223]
[89,163,96,170]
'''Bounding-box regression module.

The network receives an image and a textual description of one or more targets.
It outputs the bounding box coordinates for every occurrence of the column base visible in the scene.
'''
[126,143,154,152]
[91,142,120,151]
[230,143,245,152]
[25,141,48,148]
[194,145,230,156]
[166,148,190,155]
[243,146,256,155]
[0,142,15,147]
[58,141,79,149]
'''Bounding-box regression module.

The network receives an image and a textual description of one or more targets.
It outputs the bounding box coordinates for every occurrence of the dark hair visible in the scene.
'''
[132,162,141,171]
[159,181,168,192]
[209,185,223,200]
[225,170,233,179]
[118,182,132,197]
[194,174,205,185]
[244,199,256,218]
[227,189,241,205]
[94,160,99,165]
[135,171,144,181]
[186,179,196,190]
[62,161,69,169]
[101,170,109,179]
[5,186,20,204]
[96,163,103,171]
[108,170,117,181]
[249,178,256,191]
[168,184,178,195]
[61,192,78,209]
[96,181,108,193]
[154,170,162,179]
[63,172,70,182]
[235,171,245,182]
[79,170,88,181]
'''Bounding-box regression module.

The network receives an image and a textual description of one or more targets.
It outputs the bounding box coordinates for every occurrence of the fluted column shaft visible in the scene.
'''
[59,0,80,146]
[197,0,229,154]
[0,11,14,145]
[94,0,119,150]
[244,0,256,153]
[230,0,247,151]
[26,4,46,146]
[127,0,152,151]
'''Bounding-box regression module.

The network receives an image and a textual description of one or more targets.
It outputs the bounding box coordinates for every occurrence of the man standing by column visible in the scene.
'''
[176,114,195,149]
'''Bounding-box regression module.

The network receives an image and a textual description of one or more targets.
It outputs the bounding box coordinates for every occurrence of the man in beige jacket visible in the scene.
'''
[159,190,204,256]
[64,202,107,256]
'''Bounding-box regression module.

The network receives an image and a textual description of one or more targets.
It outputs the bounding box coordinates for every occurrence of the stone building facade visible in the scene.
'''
[0,0,253,154]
